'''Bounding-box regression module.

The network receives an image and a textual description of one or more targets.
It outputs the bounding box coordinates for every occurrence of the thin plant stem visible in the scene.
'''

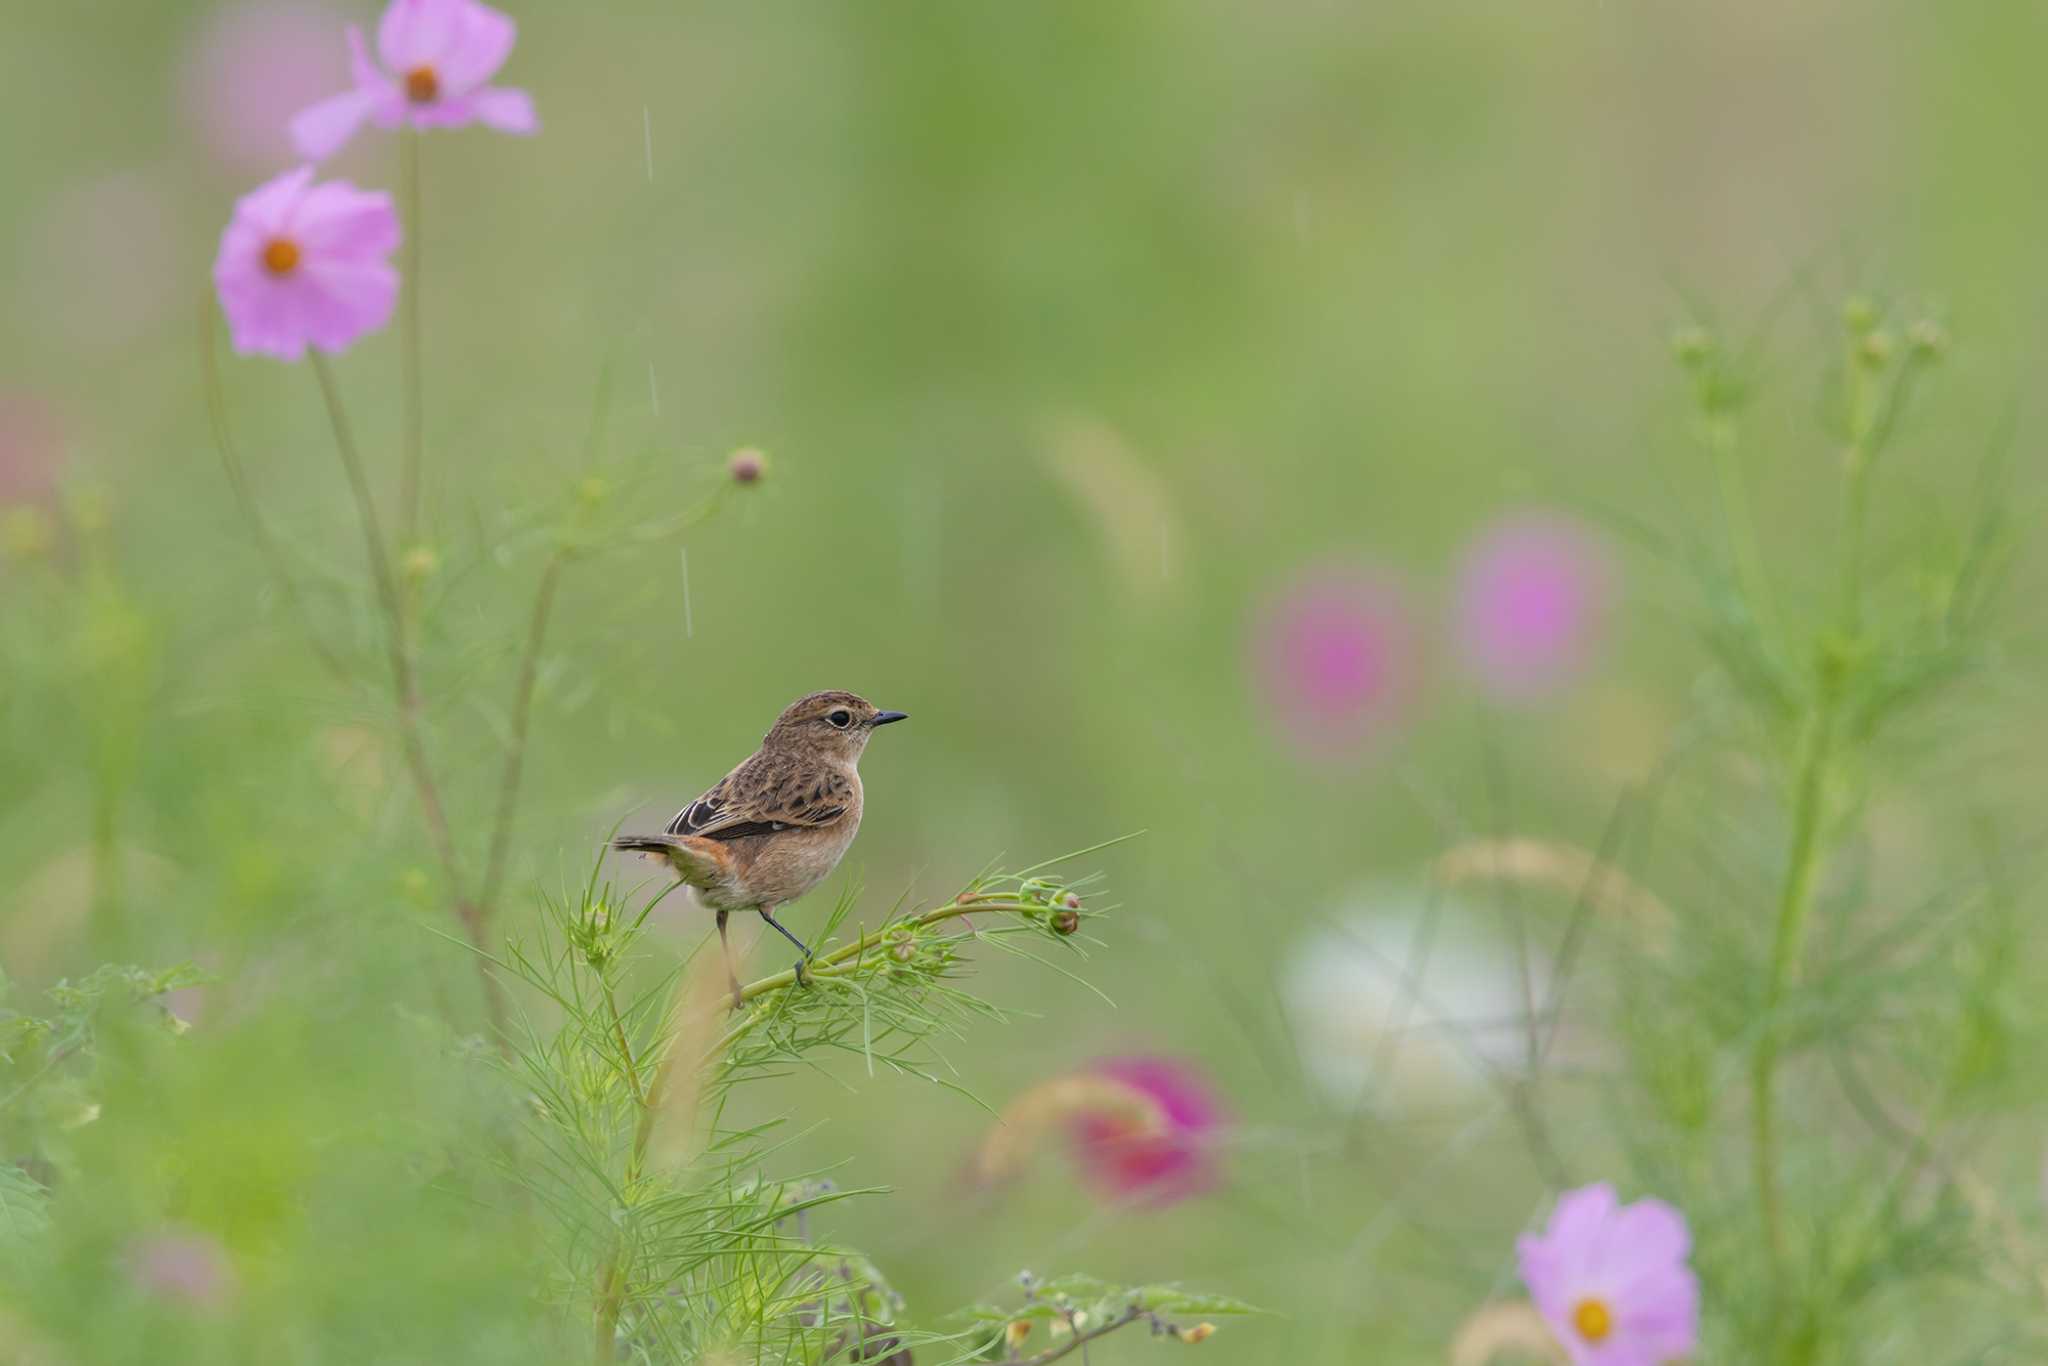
[309,353,507,1041]
[1019,1305,1144,1366]
[398,126,424,550]
[1706,415,1782,646]
[477,549,568,920]
[1749,347,1882,1269]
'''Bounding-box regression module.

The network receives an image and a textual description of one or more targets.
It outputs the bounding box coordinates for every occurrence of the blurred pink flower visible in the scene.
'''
[1516,1183,1699,1366]
[971,1056,1223,1207]
[125,1228,236,1310]
[179,4,351,171]
[1252,566,1420,758]
[1455,511,1613,703]
[213,166,401,361]
[17,172,181,350]
[1068,1056,1222,1203]
[0,395,65,506]
[289,0,538,161]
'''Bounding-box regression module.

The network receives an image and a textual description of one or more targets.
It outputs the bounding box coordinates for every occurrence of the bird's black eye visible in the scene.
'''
[827,709,853,729]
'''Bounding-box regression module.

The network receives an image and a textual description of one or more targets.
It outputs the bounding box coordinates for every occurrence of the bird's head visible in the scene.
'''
[762,690,908,763]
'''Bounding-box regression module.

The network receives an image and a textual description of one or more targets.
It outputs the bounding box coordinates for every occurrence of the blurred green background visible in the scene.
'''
[3,0,2046,1360]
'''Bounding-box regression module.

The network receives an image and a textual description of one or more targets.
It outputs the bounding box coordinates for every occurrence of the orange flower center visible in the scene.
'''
[405,65,439,103]
[262,238,301,276]
[1571,1297,1613,1343]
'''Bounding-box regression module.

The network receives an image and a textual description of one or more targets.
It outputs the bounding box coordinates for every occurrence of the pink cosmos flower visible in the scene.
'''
[1252,565,1420,759]
[289,0,538,161]
[1068,1056,1223,1203]
[179,3,351,171]
[1516,1183,1699,1366]
[971,1056,1224,1207]
[213,166,401,361]
[1455,510,1613,704]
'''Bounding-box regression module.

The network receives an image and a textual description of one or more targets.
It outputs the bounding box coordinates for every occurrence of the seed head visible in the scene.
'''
[1051,909,1080,936]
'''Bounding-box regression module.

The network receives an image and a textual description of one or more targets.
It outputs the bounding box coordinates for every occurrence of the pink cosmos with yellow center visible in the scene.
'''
[213,166,401,361]
[1516,1182,1699,1366]
[289,0,538,161]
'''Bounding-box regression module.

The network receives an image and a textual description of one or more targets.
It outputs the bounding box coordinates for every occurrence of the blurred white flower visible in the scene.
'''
[1283,881,1551,1110]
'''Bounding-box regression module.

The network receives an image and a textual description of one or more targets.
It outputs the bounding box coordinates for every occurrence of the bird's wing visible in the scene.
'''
[666,755,854,841]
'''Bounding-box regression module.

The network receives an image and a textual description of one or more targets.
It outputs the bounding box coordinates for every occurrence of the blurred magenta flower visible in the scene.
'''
[213,166,401,361]
[289,0,538,160]
[1516,1183,1699,1366]
[1252,566,1420,758]
[180,4,351,170]
[125,1228,236,1310]
[0,395,65,506]
[1454,510,1613,703]
[972,1056,1223,1206]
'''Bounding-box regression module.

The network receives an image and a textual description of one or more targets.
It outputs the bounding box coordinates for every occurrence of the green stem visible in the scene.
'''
[1750,381,1877,1270]
[398,127,424,550]
[1707,416,1780,643]
[310,355,506,1042]
[476,550,567,920]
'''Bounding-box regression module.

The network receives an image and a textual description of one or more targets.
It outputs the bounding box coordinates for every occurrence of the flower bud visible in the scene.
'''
[578,475,611,507]
[889,941,915,964]
[1179,1322,1216,1344]
[728,447,766,485]
[1668,325,1711,368]
[1907,319,1947,358]
[1005,1321,1032,1348]
[1842,295,1879,332]
[401,545,439,582]
[1051,909,1080,936]
[1857,330,1894,368]
[1062,892,1082,910]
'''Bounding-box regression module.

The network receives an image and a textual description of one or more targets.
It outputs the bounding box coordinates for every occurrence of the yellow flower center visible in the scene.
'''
[262,238,301,276]
[405,65,439,103]
[1571,1297,1613,1342]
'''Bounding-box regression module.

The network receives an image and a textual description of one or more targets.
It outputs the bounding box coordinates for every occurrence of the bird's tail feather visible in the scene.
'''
[610,833,736,890]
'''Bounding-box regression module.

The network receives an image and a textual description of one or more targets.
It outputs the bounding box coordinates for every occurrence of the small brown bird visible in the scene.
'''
[612,690,907,1006]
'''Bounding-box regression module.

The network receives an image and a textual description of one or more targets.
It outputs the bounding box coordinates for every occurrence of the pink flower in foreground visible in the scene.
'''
[213,166,400,361]
[1252,566,1420,759]
[289,0,537,160]
[971,1056,1223,1207]
[1516,1183,1699,1366]
[1455,510,1613,703]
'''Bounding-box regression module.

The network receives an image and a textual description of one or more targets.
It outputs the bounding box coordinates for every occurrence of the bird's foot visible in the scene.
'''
[793,957,812,989]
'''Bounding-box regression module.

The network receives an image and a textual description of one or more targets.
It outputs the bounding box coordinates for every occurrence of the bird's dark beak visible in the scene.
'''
[870,710,909,727]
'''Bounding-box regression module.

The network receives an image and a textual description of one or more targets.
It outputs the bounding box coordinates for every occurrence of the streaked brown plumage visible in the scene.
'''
[612,690,907,1006]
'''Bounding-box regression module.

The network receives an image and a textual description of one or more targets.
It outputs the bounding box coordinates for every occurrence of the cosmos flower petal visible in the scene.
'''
[376,0,463,73]
[436,1,517,93]
[469,85,538,134]
[289,86,381,162]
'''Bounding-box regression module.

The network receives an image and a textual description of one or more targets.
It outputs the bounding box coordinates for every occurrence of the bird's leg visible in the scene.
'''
[717,908,743,1010]
[757,904,813,988]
